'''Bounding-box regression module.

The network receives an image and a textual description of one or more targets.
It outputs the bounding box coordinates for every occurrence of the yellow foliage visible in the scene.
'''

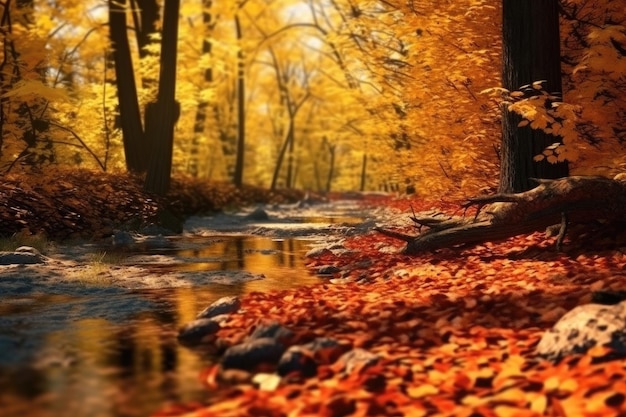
[0,0,623,195]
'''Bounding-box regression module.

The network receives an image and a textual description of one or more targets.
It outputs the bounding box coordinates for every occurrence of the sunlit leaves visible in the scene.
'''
[1,80,69,102]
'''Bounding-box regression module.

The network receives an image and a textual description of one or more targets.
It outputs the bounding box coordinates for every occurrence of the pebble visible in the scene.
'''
[197,296,241,319]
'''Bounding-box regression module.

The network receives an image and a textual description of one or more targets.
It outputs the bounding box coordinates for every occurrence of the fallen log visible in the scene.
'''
[376,175,626,254]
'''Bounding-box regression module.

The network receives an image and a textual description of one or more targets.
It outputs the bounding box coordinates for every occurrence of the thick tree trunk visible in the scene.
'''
[109,0,145,173]
[144,0,180,195]
[500,0,568,193]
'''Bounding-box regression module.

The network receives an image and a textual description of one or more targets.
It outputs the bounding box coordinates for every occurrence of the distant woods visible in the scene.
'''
[0,1,623,197]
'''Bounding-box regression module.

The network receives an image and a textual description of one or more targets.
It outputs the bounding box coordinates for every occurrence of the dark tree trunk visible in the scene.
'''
[131,0,159,60]
[109,0,145,173]
[144,0,180,195]
[286,131,295,188]
[233,14,245,187]
[130,0,159,158]
[326,143,336,192]
[270,120,294,190]
[500,0,568,193]
[360,153,367,191]
[188,0,214,177]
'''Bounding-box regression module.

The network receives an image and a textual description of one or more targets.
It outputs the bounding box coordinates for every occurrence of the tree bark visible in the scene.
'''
[500,0,568,193]
[377,176,626,254]
[233,14,245,187]
[109,0,145,173]
[326,142,336,192]
[360,153,367,191]
[189,0,214,177]
[144,0,180,195]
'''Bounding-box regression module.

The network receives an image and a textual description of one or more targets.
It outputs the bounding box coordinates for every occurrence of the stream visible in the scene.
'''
[0,199,390,417]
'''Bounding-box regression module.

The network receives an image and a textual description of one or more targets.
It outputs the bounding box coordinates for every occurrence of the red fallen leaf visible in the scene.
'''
[454,372,473,390]
[201,365,220,389]
[317,365,336,380]
[323,394,356,417]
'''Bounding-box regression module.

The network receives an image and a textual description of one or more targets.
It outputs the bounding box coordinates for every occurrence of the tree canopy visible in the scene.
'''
[0,0,624,197]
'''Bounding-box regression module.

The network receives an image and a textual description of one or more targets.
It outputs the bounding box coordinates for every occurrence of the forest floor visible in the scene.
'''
[161,196,626,416]
[4,169,626,416]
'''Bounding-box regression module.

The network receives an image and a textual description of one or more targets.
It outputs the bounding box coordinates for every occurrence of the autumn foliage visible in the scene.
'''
[1,1,626,415]
[0,0,623,196]
[154,195,626,417]
[0,167,303,239]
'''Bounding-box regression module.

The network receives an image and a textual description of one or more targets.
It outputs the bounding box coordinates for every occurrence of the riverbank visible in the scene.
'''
[0,167,305,241]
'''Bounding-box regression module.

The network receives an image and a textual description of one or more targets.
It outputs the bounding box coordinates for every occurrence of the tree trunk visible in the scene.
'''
[109,0,145,173]
[189,0,214,177]
[286,134,295,188]
[360,153,367,191]
[144,0,180,195]
[131,0,159,60]
[377,176,626,254]
[270,120,294,190]
[233,14,245,187]
[326,143,336,192]
[500,0,568,193]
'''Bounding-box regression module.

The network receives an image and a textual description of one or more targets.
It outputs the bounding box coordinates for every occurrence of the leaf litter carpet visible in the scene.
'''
[156,196,626,417]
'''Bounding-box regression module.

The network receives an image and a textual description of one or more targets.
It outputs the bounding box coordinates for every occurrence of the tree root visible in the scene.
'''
[377,175,626,254]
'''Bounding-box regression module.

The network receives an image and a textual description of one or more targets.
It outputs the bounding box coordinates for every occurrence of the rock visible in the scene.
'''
[221,337,286,371]
[277,337,346,377]
[140,224,177,236]
[177,318,221,344]
[335,348,380,374]
[591,290,626,305]
[277,346,318,377]
[111,231,135,247]
[0,248,46,265]
[138,234,174,249]
[14,246,42,255]
[218,368,253,385]
[536,301,626,362]
[317,265,341,275]
[197,296,241,319]
[305,247,332,258]
[249,321,294,342]
[304,337,344,352]
[246,207,269,221]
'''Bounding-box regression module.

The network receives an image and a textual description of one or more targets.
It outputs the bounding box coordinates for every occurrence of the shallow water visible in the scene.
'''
[0,235,327,417]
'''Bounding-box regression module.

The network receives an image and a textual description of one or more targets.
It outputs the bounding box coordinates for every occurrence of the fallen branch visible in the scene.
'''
[377,175,626,254]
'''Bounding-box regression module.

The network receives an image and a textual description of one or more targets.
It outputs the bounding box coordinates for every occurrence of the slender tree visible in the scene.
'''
[144,0,181,195]
[108,0,145,173]
[499,0,568,193]
[233,13,245,187]
[189,0,214,177]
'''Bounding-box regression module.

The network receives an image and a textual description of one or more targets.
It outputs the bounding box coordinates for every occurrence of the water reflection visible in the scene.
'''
[0,236,322,417]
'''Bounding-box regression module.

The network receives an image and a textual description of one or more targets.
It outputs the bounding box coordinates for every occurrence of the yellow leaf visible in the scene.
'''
[518,120,529,127]
[1,80,68,102]
[407,384,439,398]
[252,373,281,391]
[529,394,548,413]
[543,375,560,391]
